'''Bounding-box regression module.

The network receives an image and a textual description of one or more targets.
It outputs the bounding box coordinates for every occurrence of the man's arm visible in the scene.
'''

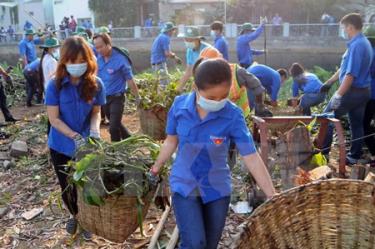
[336,75,353,96]
[178,65,193,92]
[243,23,265,43]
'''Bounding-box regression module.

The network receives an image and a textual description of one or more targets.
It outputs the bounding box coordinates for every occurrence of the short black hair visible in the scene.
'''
[341,13,363,30]
[210,21,224,32]
[193,58,232,90]
[289,63,305,78]
[277,68,288,78]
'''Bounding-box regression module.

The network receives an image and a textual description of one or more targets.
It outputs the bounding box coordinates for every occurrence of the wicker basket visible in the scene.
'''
[233,180,375,249]
[77,188,155,243]
[138,105,167,141]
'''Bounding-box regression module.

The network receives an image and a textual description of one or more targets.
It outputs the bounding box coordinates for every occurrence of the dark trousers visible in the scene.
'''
[364,99,375,156]
[23,70,42,105]
[50,149,78,215]
[104,94,130,142]
[0,83,13,120]
[172,192,230,249]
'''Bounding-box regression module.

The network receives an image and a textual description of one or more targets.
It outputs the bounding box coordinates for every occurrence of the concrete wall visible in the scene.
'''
[0,37,347,72]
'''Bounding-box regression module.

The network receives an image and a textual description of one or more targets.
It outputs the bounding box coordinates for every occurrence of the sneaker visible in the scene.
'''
[82,230,92,240]
[66,218,78,235]
[345,156,358,166]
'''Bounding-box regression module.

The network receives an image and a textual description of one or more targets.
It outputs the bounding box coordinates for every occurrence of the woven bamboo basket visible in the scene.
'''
[232,179,375,249]
[138,105,167,141]
[77,188,155,243]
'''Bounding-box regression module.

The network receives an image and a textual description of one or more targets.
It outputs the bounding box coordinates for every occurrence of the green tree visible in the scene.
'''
[88,0,140,27]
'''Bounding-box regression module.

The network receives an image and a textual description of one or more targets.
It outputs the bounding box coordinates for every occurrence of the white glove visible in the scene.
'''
[330,92,342,110]
[89,130,100,139]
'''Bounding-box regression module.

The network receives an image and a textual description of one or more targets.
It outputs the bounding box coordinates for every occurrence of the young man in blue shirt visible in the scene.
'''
[178,27,211,92]
[363,25,375,167]
[150,22,182,87]
[210,21,229,61]
[23,58,42,107]
[93,33,141,142]
[18,29,42,68]
[237,20,266,69]
[321,13,373,165]
[247,64,288,107]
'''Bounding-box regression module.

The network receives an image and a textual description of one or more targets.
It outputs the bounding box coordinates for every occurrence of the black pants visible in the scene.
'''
[104,94,130,142]
[23,70,42,105]
[364,99,375,156]
[50,149,78,215]
[0,83,13,120]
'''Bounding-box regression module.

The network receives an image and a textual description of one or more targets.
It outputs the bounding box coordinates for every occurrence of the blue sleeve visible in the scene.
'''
[33,38,42,45]
[166,98,178,135]
[45,80,59,106]
[161,36,171,53]
[271,77,281,101]
[186,49,194,66]
[243,24,265,43]
[250,49,264,55]
[19,42,26,56]
[345,45,365,78]
[230,111,257,156]
[292,81,299,97]
[93,79,106,105]
[120,58,134,81]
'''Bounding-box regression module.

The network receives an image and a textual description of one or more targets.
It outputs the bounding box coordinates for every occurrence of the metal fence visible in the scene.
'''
[1,23,368,43]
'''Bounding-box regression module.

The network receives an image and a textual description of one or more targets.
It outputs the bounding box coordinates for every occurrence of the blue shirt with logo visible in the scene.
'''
[339,33,373,88]
[151,33,171,64]
[97,49,133,96]
[19,38,41,63]
[214,35,229,61]
[370,46,375,99]
[186,42,210,66]
[24,58,40,72]
[45,77,106,157]
[236,24,264,66]
[292,73,323,97]
[247,64,281,101]
[166,92,256,203]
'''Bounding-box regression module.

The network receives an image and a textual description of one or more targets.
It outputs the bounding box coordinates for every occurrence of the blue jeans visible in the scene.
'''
[300,92,326,115]
[323,87,370,159]
[172,191,230,249]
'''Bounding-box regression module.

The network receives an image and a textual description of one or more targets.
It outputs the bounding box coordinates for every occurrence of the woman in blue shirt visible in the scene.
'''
[45,36,106,239]
[290,63,326,115]
[149,59,276,249]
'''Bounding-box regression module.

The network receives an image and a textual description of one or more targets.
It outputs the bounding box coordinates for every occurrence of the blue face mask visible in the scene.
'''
[210,30,216,39]
[197,92,228,112]
[66,63,87,77]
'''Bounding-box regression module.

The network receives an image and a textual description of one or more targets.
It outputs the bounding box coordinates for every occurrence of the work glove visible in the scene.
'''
[73,134,86,150]
[146,169,161,187]
[330,92,342,110]
[175,56,182,65]
[254,104,273,117]
[320,83,332,93]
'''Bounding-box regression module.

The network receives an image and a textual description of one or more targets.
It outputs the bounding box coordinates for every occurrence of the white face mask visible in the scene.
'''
[66,63,88,78]
[184,41,196,49]
[210,30,216,39]
[197,92,228,112]
[52,49,60,60]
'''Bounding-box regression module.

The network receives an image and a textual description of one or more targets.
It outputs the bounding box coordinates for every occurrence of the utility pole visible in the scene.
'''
[224,0,227,24]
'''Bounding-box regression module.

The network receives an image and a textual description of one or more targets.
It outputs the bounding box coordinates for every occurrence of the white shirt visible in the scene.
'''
[42,53,58,89]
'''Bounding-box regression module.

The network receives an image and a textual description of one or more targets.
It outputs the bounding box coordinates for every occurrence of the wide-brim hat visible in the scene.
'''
[40,37,60,48]
[364,25,375,39]
[178,26,203,39]
[72,26,86,35]
[240,22,256,34]
[98,26,110,34]
[25,29,35,35]
[161,22,177,33]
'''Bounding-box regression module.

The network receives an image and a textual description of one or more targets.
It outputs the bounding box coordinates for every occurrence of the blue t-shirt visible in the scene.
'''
[97,49,134,96]
[292,73,323,97]
[339,33,373,88]
[370,47,375,100]
[19,38,41,63]
[214,35,229,61]
[151,33,171,64]
[236,24,265,66]
[186,42,210,66]
[166,92,256,203]
[45,77,106,157]
[24,58,40,72]
[247,64,281,101]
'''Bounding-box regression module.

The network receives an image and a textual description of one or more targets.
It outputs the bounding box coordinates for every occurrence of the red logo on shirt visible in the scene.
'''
[210,136,225,146]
